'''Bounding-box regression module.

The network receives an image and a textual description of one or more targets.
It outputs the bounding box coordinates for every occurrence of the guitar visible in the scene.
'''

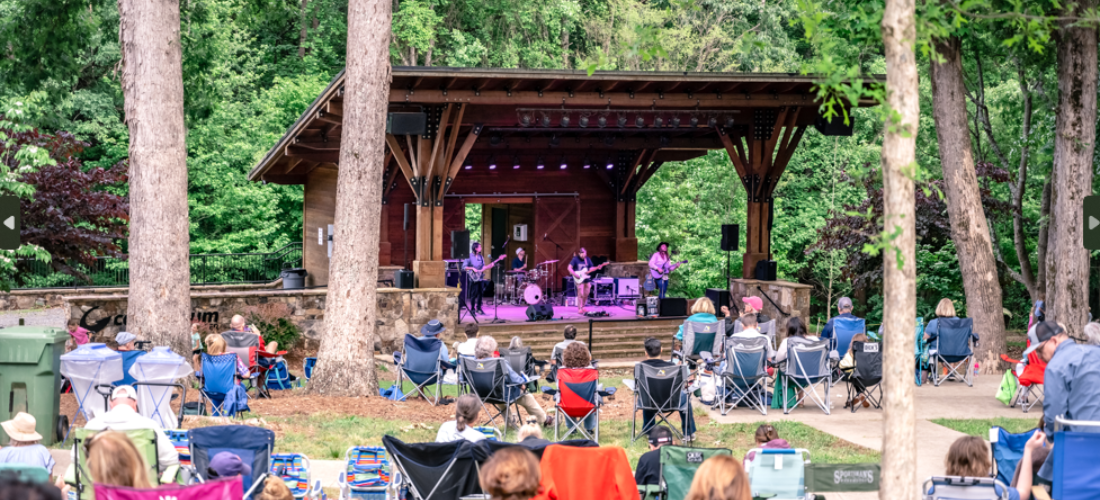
[650,259,688,280]
[571,261,610,285]
[466,254,507,281]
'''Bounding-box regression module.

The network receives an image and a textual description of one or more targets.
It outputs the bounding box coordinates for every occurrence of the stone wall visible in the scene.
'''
[0,285,459,353]
[729,278,812,342]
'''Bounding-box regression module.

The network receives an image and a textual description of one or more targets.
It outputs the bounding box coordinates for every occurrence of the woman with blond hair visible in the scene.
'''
[85,431,153,488]
[478,446,541,500]
[674,297,719,341]
[684,455,750,500]
[197,333,250,379]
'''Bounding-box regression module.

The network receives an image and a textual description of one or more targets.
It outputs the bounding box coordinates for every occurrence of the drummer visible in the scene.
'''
[512,248,527,271]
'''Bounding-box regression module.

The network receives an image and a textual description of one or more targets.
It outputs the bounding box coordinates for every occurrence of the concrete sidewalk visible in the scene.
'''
[705,374,1030,499]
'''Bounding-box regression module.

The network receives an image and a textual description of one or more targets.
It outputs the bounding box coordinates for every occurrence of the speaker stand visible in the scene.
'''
[490,260,506,324]
[457,273,479,325]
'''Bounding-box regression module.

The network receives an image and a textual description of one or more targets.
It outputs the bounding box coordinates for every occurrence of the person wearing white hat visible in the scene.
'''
[0,412,56,472]
[114,331,137,351]
[78,385,178,471]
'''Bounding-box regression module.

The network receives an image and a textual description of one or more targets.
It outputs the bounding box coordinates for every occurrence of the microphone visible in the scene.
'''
[543,233,548,241]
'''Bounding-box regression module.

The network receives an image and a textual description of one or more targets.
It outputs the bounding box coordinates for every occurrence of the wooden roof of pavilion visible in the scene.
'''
[249,66,880,185]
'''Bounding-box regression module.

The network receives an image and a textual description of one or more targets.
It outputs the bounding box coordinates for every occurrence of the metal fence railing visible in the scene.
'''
[13,242,303,289]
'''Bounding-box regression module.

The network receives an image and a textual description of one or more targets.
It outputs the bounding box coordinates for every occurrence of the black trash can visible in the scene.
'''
[281,268,307,289]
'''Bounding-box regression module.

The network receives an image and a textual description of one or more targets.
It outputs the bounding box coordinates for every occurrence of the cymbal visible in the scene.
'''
[506,270,526,274]
[538,260,559,265]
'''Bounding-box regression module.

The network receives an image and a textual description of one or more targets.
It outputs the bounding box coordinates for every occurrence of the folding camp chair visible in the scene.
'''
[458,357,525,433]
[658,445,732,500]
[270,453,323,499]
[93,477,244,500]
[382,435,483,500]
[843,341,882,413]
[631,362,691,442]
[222,330,270,397]
[395,334,446,405]
[304,357,317,380]
[165,429,192,467]
[928,317,977,387]
[187,425,274,500]
[782,339,831,415]
[199,352,246,417]
[988,426,1038,486]
[475,439,598,462]
[505,346,544,392]
[915,317,930,386]
[673,319,724,369]
[1001,351,1045,413]
[746,448,811,500]
[537,445,637,500]
[922,476,1010,500]
[67,428,174,500]
[113,350,148,386]
[555,367,601,442]
[474,426,504,441]
[1051,416,1100,500]
[828,316,865,386]
[716,336,769,416]
[0,463,51,484]
[337,446,393,500]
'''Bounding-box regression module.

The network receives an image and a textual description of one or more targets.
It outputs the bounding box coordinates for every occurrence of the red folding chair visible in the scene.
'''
[555,367,601,442]
[1000,349,1045,413]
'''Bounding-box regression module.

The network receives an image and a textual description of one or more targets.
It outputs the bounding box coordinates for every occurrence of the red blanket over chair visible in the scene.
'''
[533,445,640,500]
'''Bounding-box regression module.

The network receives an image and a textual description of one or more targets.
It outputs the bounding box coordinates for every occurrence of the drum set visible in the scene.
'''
[500,260,559,306]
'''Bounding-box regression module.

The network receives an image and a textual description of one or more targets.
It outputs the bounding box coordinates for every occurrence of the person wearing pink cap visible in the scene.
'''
[721,296,772,333]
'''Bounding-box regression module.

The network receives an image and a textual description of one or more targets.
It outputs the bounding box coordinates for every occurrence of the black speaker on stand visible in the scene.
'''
[705,288,732,316]
[451,230,470,260]
[721,224,739,289]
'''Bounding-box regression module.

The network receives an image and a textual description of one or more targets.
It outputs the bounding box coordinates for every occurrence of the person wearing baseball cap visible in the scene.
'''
[209,451,252,478]
[634,426,675,486]
[0,412,55,472]
[1027,321,1100,481]
[80,385,179,471]
[820,297,861,342]
[114,331,137,351]
[720,296,773,333]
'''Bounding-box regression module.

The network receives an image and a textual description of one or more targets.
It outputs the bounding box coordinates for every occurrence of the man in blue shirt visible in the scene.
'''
[820,297,861,341]
[1027,321,1100,480]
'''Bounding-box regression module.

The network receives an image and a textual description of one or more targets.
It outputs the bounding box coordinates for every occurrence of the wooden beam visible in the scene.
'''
[440,124,483,197]
[634,161,665,193]
[444,104,468,172]
[388,89,822,108]
[277,156,303,175]
[761,107,788,172]
[716,127,749,182]
[315,110,342,126]
[425,103,454,183]
[385,134,417,195]
[620,149,652,196]
[405,134,418,174]
[769,125,807,190]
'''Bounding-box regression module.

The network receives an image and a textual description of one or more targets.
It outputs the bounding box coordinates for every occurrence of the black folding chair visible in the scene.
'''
[630,362,690,442]
[382,435,483,500]
[782,338,832,415]
[505,346,544,392]
[458,357,524,433]
[844,340,883,413]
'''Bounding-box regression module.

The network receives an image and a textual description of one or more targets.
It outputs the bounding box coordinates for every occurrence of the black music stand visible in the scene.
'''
[458,272,479,325]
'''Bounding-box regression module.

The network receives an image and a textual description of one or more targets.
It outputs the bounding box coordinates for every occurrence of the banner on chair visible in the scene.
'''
[806,463,881,492]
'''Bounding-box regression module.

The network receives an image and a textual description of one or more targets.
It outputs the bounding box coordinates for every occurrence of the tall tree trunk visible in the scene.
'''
[930,36,1007,374]
[119,0,191,356]
[309,0,390,396]
[1010,63,1038,301]
[1046,0,1096,338]
[880,0,918,496]
[297,0,309,58]
[1037,180,1051,299]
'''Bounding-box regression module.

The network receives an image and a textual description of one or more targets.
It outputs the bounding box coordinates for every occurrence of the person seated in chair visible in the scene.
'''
[556,343,600,433]
[420,320,456,370]
[940,434,1044,500]
[113,331,137,352]
[517,419,551,448]
[551,326,586,364]
[840,333,871,408]
[209,451,251,479]
[819,297,860,342]
[675,297,720,342]
[436,394,487,443]
[634,426,674,486]
[455,323,480,358]
[198,333,251,380]
[636,337,697,442]
[721,296,771,334]
[475,336,552,427]
[0,412,55,472]
[772,317,819,364]
[80,385,179,472]
[743,424,790,466]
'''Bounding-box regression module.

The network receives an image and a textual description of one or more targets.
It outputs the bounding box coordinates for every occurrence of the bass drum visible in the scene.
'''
[523,284,544,305]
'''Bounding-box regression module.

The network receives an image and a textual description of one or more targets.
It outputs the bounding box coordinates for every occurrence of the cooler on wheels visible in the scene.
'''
[0,326,70,446]
[60,343,123,436]
[131,346,192,430]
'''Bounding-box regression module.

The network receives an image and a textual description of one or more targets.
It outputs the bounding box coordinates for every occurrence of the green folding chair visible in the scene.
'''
[642,445,731,500]
[0,463,51,483]
[64,427,178,499]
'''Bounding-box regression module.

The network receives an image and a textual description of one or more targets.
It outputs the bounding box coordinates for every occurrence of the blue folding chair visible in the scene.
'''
[830,316,866,361]
[187,425,275,500]
[915,317,929,386]
[747,448,810,500]
[1052,416,1100,500]
[113,350,148,386]
[199,352,247,417]
[717,336,769,416]
[304,357,317,380]
[783,339,831,415]
[394,334,446,405]
[989,426,1038,486]
[927,317,977,387]
[922,476,1010,500]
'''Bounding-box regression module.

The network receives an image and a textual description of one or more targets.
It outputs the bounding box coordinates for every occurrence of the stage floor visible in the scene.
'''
[459,301,641,324]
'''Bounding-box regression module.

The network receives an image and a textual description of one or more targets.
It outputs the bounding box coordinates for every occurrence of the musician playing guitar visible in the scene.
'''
[648,242,687,299]
[568,247,609,315]
[463,242,506,315]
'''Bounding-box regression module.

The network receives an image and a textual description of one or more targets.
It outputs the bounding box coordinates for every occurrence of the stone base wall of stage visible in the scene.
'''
[0,285,459,353]
[730,278,812,341]
[607,261,649,280]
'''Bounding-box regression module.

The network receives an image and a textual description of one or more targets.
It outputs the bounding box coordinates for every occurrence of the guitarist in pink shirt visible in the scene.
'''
[648,242,686,299]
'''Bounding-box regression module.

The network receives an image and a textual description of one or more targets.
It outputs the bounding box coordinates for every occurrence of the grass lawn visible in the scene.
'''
[932,417,1040,438]
[269,412,880,467]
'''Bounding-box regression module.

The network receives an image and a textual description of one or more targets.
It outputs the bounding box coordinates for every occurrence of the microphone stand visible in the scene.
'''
[543,233,564,302]
[490,236,511,324]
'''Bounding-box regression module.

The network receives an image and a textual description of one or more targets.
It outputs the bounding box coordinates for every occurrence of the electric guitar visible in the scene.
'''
[650,259,688,280]
[466,254,507,281]
[571,261,610,285]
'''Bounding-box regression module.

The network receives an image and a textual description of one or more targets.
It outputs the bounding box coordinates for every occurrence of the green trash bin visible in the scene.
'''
[0,326,70,446]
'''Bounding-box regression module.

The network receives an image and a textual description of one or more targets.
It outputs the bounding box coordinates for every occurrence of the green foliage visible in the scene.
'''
[243,302,303,351]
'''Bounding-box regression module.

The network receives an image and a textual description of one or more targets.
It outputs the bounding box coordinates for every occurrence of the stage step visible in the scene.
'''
[467,317,691,360]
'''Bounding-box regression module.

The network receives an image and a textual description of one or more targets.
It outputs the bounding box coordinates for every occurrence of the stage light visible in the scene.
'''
[541,115,552,127]
[464,163,472,170]
[549,135,560,147]
[617,115,627,127]
[635,116,646,128]
[708,117,717,127]
[671,116,681,127]
[725,117,735,128]
[690,116,699,127]
[654,116,664,127]
[597,116,607,128]
[537,156,545,170]
[579,115,589,128]
[560,115,570,127]
[520,114,531,127]
[488,155,497,170]
[512,155,521,169]
[606,158,615,170]
[560,156,568,170]
[583,156,591,169]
